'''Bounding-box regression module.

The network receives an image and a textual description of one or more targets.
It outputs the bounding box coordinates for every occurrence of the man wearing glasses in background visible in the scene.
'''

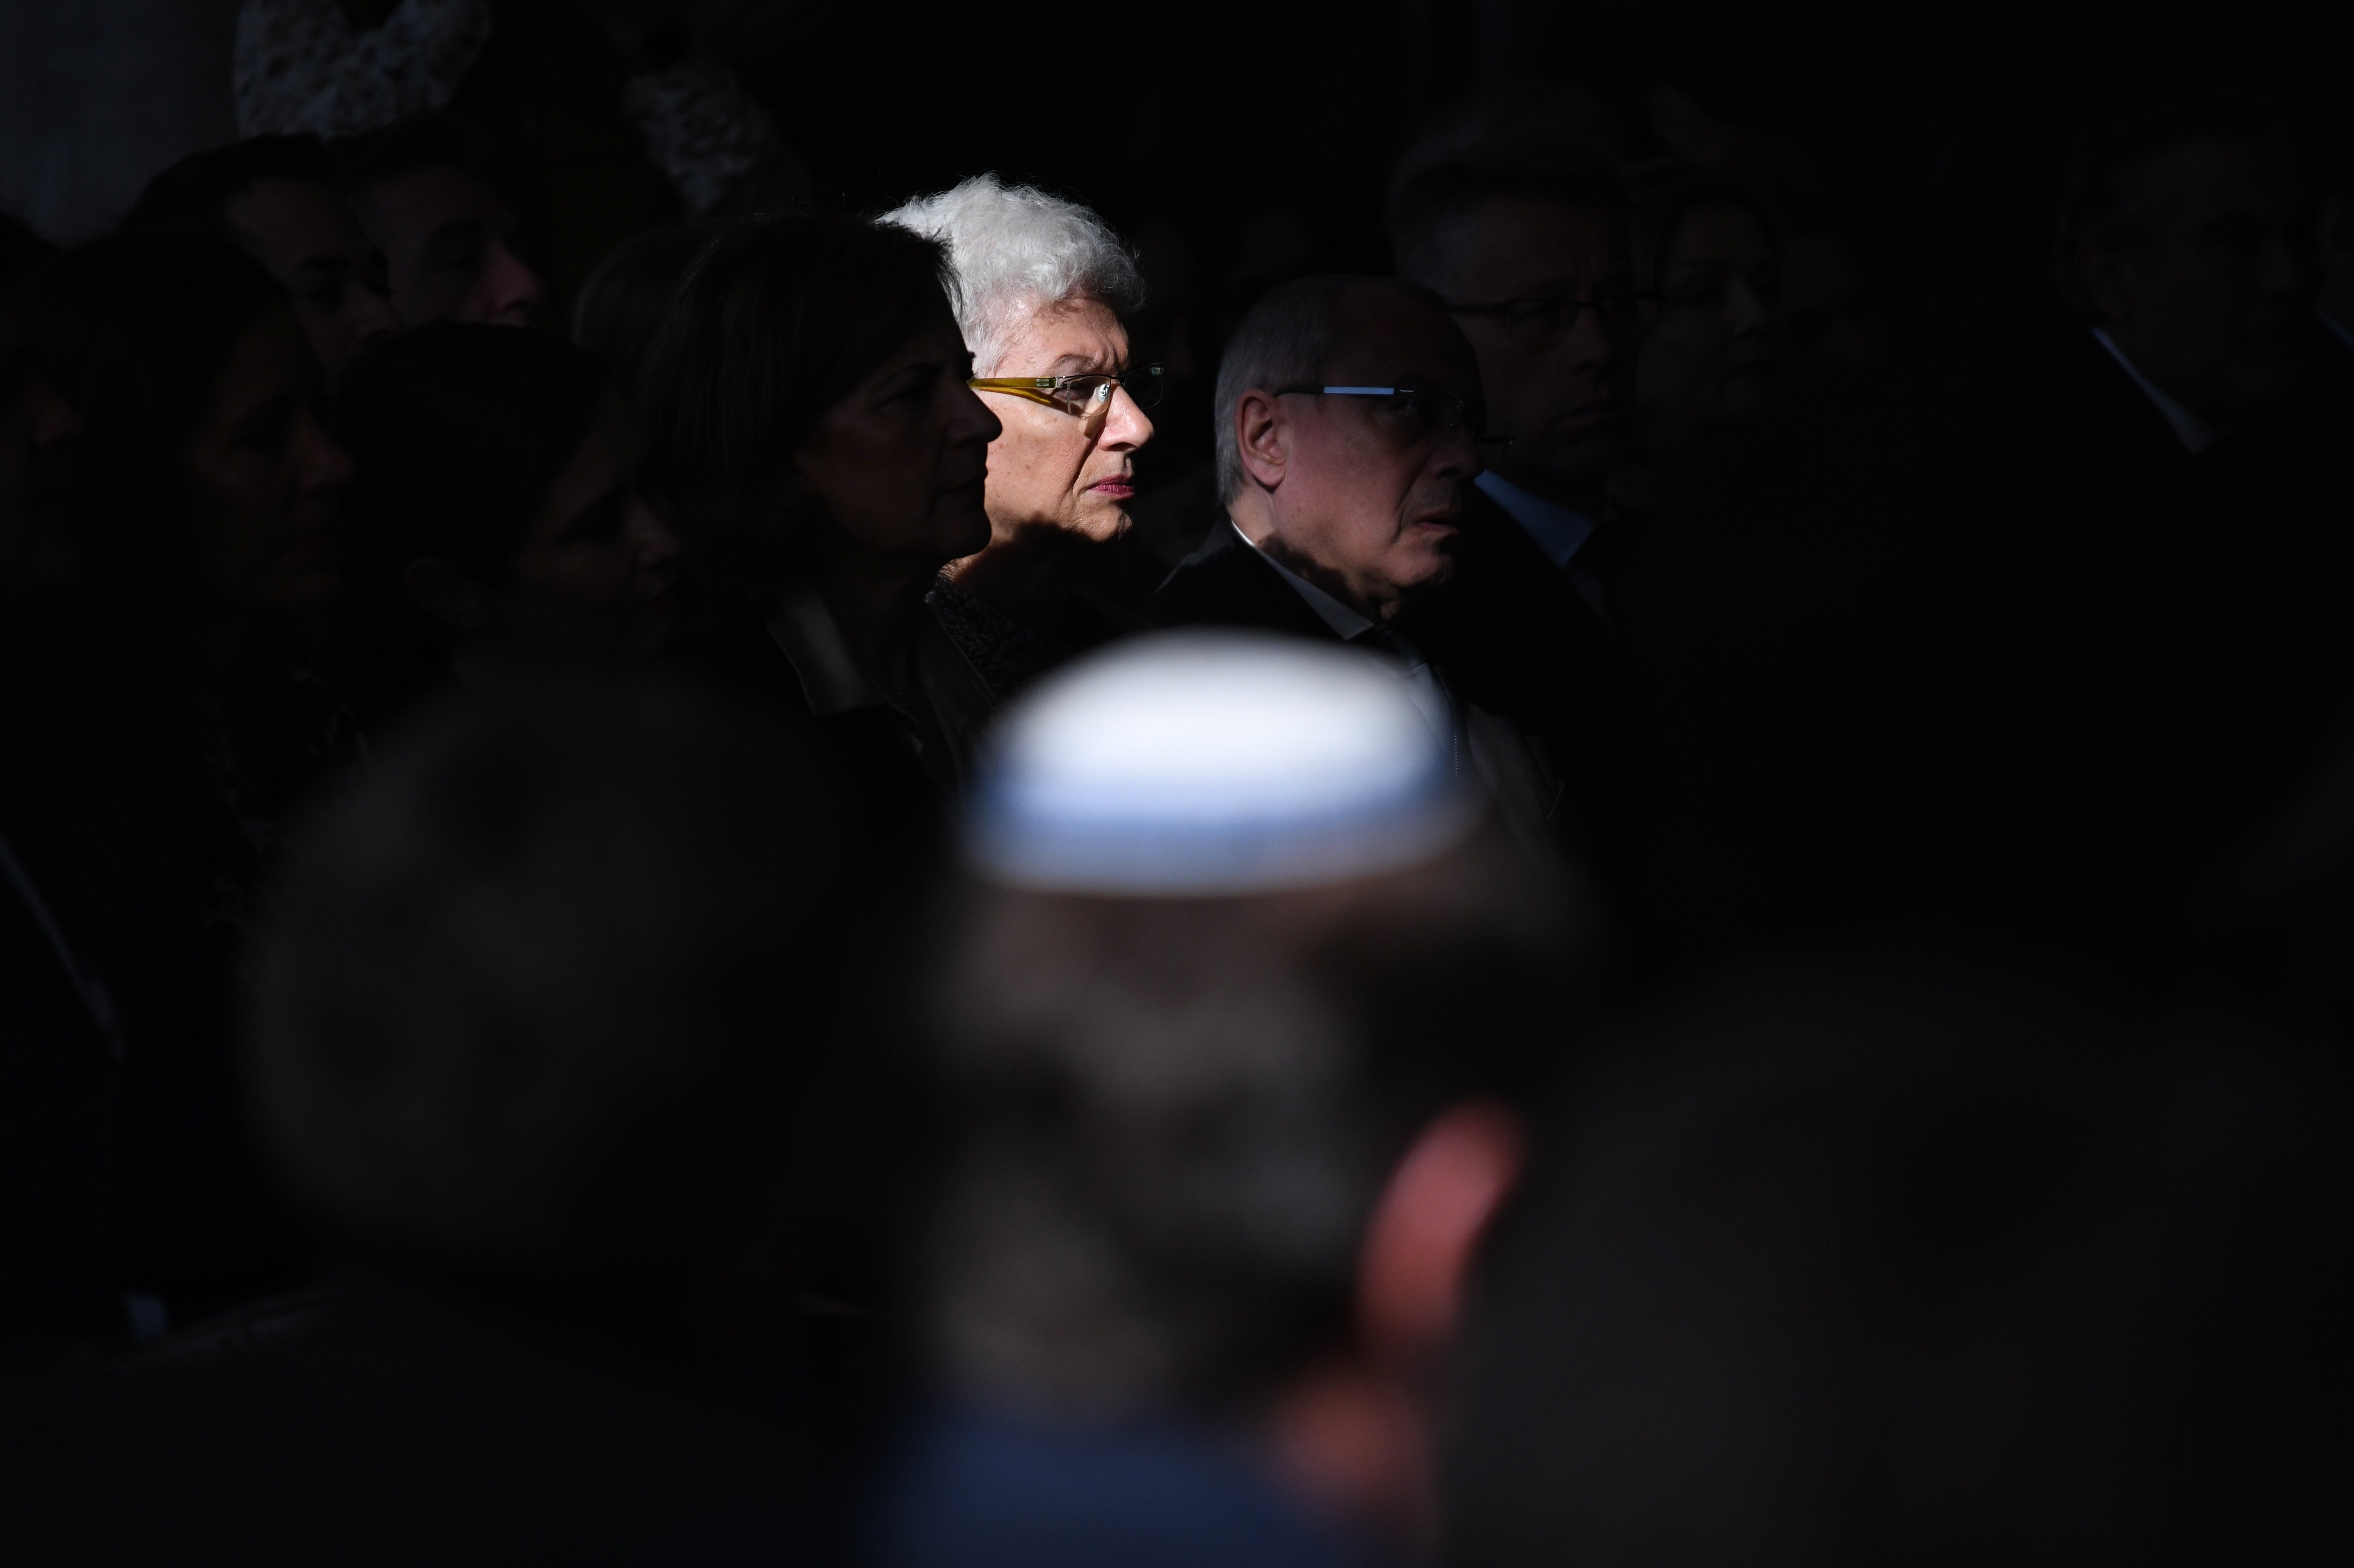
[1150,274,1568,860]
[1383,143,1644,860]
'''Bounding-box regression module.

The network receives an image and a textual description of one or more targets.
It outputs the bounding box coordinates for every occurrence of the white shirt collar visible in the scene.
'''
[1234,518,1375,640]
[2091,327,2217,455]
[1474,470,1598,570]
[2323,309,2354,356]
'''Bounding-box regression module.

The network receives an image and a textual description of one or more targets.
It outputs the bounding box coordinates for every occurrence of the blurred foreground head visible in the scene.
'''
[921,632,1581,1539]
[251,675,912,1340]
[1446,953,2353,1568]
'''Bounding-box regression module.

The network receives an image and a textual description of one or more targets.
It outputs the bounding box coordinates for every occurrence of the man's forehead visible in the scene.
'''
[1328,287,1478,386]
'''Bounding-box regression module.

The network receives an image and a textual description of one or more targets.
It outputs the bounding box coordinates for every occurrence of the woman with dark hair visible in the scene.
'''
[572,223,720,403]
[643,209,1002,793]
[23,231,358,945]
[1623,169,1784,502]
[333,322,679,712]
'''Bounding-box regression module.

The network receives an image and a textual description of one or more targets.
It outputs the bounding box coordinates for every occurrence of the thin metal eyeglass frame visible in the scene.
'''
[1271,386,1512,450]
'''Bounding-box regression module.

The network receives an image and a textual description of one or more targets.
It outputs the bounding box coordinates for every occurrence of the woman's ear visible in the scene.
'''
[401,557,493,631]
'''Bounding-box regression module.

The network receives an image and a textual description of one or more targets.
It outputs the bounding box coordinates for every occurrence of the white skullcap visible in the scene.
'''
[967,630,1480,897]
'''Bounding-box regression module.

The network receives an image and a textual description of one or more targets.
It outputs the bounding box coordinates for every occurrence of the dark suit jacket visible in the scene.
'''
[1146,521,1338,641]
[1406,486,1625,837]
[1148,522,1576,859]
[1615,320,2351,970]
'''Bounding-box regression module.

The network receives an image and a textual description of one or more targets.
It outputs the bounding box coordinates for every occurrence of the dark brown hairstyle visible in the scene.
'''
[638,209,955,542]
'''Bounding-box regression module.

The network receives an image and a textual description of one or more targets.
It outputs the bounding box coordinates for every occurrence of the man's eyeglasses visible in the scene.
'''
[1447,290,1650,344]
[1273,385,1510,449]
[968,364,1164,421]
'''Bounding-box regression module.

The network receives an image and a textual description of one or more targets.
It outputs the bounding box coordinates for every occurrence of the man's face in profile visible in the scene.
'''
[352,166,546,329]
[2095,137,2315,418]
[1436,197,1635,504]
[1256,292,1485,619]
[222,175,400,385]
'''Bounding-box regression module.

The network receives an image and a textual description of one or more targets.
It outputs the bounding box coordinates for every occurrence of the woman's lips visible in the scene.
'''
[1087,480,1134,499]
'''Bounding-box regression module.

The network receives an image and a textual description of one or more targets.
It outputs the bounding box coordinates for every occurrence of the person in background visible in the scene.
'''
[883,175,1158,695]
[2,673,920,1563]
[1150,274,1567,860]
[335,114,545,328]
[331,323,680,722]
[235,0,800,296]
[119,136,401,389]
[1387,141,1636,854]
[1620,169,1784,507]
[641,209,1000,799]
[0,231,314,1359]
[571,221,717,402]
[2061,87,2317,450]
[20,234,359,950]
[1771,189,1892,387]
[875,631,1580,1568]
[1443,953,2352,1568]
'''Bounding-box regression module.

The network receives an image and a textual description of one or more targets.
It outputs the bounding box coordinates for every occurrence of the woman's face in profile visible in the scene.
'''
[181,303,352,613]
[492,391,681,658]
[792,306,1001,570]
[1635,200,1783,450]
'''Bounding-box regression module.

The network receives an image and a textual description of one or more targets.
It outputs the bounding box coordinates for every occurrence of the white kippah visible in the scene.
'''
[967,630,1480,896]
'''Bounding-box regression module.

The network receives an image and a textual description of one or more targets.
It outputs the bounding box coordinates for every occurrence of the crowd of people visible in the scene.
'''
[0,31,2349,1566]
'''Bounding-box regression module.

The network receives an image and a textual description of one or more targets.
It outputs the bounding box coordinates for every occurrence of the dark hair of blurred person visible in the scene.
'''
[1444,952,2352,1568]
[2319,102,2354,356]
[332,324,679,718]
[0,220,310,1360]
[2059,85,2314,434]
[0,675,923,1562]
[0,212,65,600]
[20,232,358,943]
[1623,169,1783,490]
[335,114,544,329]
[571,221,718,402]
[874,633,1583,1568]
[119,135,399,387]
[641,208,1001,794]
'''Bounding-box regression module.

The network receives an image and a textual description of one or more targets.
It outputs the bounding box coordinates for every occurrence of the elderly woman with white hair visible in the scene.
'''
[885,175,1159,693]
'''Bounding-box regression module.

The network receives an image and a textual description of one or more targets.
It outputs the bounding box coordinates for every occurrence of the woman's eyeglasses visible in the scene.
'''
[968,364,1165,421]
[1273,385,1511,449]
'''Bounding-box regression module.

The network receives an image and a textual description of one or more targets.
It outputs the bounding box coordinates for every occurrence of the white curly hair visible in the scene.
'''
[882,174,1144,376]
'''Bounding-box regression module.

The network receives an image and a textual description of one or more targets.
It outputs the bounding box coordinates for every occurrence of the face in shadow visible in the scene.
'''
[1440,197,1638,505]
[403,392,682,658]
[353,166,545,329]
[1635,199,1783,459]
[221,176,401,386]
[180,304,350,613]
[789,308,1001,576]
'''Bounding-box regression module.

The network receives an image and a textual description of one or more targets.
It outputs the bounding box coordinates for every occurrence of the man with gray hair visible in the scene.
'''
[1149,274,1568,856]
[884,175,1161,693]
[869,630,1580,1568]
